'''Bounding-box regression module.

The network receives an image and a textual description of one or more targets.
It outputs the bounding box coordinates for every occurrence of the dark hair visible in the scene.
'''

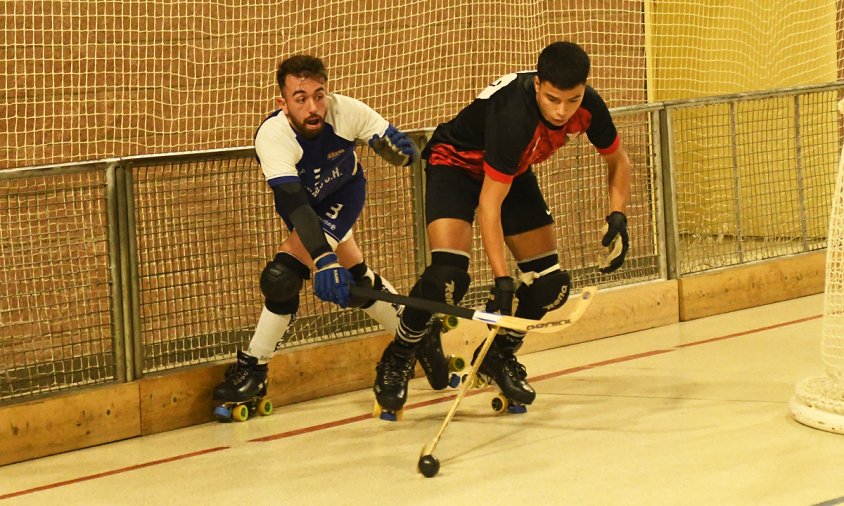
[276,55,328,91]
[536,42,590,89]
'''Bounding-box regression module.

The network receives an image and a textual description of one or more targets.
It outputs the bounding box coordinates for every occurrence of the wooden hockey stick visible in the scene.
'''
[349,285,596,334]
[414,288,597,477]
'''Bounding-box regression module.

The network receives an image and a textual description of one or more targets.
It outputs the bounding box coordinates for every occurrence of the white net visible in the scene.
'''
[790,98,844,434]
[1,0,841,170]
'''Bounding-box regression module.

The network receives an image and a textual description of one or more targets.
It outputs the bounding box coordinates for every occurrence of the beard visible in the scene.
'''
[292,114,324,138]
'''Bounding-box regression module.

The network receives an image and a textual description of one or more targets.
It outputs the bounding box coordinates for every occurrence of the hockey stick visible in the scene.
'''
[349,285,596,334]
[417,324,499,477]
[414,288,596,477]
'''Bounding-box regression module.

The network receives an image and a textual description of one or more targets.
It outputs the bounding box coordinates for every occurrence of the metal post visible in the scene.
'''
[106,162,127,383]
[729,102,745,263]
[794,94,810,251]
[660,107,680,279]
[412,132,431,275]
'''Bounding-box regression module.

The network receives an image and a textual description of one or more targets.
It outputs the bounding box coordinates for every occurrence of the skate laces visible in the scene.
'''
[499,351,528,380]
[379,349,415,385]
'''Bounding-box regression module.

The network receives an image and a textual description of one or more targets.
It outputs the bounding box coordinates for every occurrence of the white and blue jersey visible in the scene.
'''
[255,94,390,244]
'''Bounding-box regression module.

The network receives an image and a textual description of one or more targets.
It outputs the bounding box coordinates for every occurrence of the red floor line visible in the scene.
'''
[0,446,229,501]
[530,349,675,382]
[1,312,823,500]
[675,314,822,348]
[248,385,495,442]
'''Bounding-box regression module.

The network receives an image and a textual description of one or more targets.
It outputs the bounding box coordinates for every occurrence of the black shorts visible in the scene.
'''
[424,164,553,236]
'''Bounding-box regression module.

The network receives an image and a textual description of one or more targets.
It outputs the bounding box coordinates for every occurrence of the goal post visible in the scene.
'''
[789,98,844,434]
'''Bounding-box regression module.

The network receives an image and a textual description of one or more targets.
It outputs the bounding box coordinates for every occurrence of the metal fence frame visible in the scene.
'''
[2,83,842,403]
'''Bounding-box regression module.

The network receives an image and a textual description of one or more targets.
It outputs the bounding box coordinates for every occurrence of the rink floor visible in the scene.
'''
[1,293,843,506]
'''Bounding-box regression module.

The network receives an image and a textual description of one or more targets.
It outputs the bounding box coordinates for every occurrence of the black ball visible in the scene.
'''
[418,454,440,478]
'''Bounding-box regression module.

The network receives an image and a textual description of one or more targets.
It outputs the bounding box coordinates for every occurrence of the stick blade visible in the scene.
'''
[499,285,597,334]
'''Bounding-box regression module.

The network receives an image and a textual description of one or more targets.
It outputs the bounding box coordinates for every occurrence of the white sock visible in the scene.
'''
[245,306,293,364]
[362,274,399,334]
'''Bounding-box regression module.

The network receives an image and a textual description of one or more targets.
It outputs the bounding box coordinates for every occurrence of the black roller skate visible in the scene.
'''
[472,332,534,414]
[415,316,466,390]
[212,351,272,422]
[373,341,417,421]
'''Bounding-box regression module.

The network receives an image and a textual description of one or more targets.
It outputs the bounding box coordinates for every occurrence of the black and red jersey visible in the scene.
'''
[422,71,619,183]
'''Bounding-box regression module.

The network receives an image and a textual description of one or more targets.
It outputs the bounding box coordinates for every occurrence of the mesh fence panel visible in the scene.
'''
[2,88,839,400]
[671,87,840,274]
[128,147,420,373]
[0,164,117,401]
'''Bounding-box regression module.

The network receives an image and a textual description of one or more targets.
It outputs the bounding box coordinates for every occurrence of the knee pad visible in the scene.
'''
[411,264,470,306]
[260,252,309,314]
[515,266,571,319]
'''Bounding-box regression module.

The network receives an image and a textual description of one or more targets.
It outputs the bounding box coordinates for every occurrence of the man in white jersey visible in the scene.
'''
[213,56,454,417]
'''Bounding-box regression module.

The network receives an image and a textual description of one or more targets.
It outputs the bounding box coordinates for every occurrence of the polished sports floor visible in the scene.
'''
[1,293,842,506]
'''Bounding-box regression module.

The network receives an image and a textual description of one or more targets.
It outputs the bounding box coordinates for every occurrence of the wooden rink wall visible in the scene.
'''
[0,253,827,466]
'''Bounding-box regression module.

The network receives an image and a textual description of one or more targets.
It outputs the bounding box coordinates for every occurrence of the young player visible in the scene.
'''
[373,41,632,413]
[213,55,454,414]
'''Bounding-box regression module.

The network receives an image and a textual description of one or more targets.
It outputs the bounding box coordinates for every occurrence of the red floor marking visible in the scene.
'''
[248,386,494,442]
[1,312,822,500]
[0,447,229,501]
[530,349,675,382]
[675,314,822,348]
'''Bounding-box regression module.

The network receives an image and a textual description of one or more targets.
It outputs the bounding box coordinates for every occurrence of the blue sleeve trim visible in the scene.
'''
[268,175,301,187]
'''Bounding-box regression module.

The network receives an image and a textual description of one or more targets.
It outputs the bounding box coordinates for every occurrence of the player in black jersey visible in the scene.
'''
[374,41,632,411]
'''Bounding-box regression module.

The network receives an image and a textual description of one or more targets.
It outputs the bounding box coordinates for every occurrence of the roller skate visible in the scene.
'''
[373,341,417,421]
[212,351,272,422]
[415,316,466,390]
[472,332,534,414]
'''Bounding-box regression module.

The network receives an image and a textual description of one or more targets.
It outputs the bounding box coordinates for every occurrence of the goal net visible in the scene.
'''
[790,99,844,434]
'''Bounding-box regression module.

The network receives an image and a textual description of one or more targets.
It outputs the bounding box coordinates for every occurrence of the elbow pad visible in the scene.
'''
[271,183,332,259]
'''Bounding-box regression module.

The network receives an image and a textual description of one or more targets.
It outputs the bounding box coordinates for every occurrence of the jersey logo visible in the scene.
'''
[444,281,455,305]
[326,148,345,160]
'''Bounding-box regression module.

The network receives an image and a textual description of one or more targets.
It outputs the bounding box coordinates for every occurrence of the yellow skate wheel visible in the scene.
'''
[473,375,488,388]
[257,399,273,416]
[491,394,508,413]
[442,315,459,330]
[372,401,382,419]
[232,404,249,422]
[448,355,466,373]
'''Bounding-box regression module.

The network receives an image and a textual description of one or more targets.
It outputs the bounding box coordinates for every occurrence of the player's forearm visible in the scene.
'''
[606,152,632,213]
[478,205,509,278]
[477,175,511,278]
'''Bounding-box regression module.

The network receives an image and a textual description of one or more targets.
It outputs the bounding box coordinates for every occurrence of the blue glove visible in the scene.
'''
[369,124,419,166]
[313,253,354,308]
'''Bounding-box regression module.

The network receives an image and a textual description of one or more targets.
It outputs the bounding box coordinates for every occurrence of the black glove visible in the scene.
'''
[485,276,515,316]
[599,211,629,274]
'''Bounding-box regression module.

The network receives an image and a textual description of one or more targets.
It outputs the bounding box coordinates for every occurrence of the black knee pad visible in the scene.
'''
[411,264,470,306]
[260,253,309,314]
[515,268,571,319]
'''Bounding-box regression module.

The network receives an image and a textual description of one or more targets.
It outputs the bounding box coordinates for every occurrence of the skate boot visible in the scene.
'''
[212,351,272,422]
[415,317,466,390]
[373,341,417,421]
[473,332,535,413]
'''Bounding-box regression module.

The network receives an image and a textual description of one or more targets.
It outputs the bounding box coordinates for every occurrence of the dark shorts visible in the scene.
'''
[424,164,553,236]
[276,170,366,245]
